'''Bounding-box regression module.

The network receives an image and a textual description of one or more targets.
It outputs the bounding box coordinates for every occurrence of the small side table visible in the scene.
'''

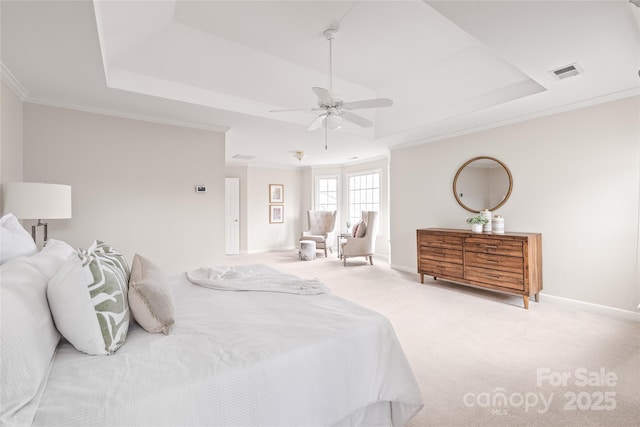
[337,233,351,259]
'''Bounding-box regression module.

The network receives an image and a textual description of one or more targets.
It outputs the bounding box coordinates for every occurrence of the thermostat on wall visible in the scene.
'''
[195,185,207,193]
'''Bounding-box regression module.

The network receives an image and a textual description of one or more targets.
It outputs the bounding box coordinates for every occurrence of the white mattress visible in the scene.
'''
[33,265,423,426]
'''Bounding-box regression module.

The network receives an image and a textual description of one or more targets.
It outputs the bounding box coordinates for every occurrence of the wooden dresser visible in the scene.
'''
[416,228,542,309]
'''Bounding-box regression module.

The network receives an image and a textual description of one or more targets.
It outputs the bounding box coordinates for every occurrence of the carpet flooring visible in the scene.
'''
[224,250,640,427]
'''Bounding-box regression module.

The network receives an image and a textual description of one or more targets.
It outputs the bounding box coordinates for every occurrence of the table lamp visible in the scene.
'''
[3,182,72,243]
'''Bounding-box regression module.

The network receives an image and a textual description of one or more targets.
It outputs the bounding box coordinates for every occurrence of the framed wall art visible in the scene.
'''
[269,205,284,224]
[269,184,284,204]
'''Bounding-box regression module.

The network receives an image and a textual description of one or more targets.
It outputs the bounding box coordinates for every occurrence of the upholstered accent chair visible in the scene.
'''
[300,210,337,257]
[340,211,379,266]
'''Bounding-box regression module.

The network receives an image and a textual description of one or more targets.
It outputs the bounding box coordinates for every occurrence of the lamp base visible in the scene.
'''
[31,219,48,244]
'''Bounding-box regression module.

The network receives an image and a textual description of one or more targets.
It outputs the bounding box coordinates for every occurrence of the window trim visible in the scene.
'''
[346,169,381,226]
[314,174,339,212]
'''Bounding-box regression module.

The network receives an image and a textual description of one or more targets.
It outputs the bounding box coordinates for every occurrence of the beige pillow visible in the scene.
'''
[128,254,175,334]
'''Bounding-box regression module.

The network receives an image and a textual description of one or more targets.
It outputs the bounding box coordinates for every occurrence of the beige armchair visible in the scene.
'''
[340,211,379,266]
[300,210,337,257]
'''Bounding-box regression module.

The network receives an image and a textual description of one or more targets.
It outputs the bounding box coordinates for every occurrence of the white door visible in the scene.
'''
[225,178,240,254]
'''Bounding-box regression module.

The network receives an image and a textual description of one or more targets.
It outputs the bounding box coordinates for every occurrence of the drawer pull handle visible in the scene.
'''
[486,260,499,264]
[485,245,498,249]
[487,274,501,279]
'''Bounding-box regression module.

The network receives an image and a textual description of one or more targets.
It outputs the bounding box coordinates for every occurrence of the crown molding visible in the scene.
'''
[0,61,231,134]
[24,97,230,134]
[245,162,301,170]
[0,62,29,100]
[389,87,640,152]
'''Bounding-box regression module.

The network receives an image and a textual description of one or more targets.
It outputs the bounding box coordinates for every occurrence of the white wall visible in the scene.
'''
[300,167,314,222]
[23,103,226,273]
[0,81,24,212]
[390,96,640,312]
[245,166,303,253]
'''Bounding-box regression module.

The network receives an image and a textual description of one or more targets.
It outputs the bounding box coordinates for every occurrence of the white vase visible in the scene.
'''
[481,209,492,232]
[493,215,505,233]
[471,223,483,233]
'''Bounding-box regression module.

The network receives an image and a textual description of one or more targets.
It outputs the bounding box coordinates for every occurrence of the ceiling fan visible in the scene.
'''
[270,26,393,149]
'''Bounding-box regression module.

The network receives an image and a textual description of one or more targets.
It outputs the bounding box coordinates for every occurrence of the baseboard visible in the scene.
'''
[242,247,390,260]
[390,264,417,274]
[389,264,639,322]
[373,253,389,262]
[540,293,640,322]
[246,246,297,255]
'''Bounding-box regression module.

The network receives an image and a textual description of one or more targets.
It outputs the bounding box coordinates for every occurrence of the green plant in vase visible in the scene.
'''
[466,215,488,233]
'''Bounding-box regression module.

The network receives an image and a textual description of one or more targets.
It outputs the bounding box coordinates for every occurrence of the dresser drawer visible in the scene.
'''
[464,237,523,257]
[419,233,463,250]
[464,266,524,291]
[421,259,463,279]
[465,251,523,274]
[420,247,463,264]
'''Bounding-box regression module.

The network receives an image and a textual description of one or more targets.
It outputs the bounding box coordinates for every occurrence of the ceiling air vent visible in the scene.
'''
[549,63,584,80]
[232,154,255,160]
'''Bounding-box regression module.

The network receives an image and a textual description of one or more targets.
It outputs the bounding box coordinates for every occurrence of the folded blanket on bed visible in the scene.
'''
[186,265,330,295]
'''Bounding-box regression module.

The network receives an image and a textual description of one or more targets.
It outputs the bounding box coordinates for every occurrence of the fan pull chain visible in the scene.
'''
[324,120,328,150]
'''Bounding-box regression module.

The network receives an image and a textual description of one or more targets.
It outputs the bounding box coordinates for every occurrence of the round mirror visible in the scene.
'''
[453,156,513,213]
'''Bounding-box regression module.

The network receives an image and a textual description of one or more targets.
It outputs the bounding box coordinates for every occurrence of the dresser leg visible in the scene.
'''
[420,273,424,284]
[534,293,540,303]
[523,295,529,310]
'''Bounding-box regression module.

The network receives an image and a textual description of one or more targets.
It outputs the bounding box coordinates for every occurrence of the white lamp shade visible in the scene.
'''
[3,182,72,220]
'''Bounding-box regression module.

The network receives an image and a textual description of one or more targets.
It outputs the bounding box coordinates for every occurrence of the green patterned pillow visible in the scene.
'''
[48,241,130,355]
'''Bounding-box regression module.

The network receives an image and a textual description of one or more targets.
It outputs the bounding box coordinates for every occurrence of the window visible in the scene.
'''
[316,176,338,211]
[348,171,379,226]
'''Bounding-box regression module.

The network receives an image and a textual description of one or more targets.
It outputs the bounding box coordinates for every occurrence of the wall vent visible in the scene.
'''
[549,63,584,80]
[232,154,255,160]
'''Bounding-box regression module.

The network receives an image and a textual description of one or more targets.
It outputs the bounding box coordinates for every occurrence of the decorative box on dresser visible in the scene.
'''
[416,228,542,309]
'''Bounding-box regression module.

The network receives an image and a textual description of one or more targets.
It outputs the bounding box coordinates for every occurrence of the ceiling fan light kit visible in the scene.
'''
[325,114,343,130]
[270,25,393,150]
[293,151,305,162]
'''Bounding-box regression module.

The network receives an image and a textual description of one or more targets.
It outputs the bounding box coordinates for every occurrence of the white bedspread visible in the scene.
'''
[33,265,423,426]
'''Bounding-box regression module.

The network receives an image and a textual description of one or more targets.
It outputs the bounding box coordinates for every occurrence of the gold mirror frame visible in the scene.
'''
[453,156,513,213]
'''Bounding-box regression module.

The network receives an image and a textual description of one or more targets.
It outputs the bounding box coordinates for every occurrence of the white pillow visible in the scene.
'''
[0,213,37,264]
[0,258,60,426]
[48,241,130,355]
[27,239,75,280]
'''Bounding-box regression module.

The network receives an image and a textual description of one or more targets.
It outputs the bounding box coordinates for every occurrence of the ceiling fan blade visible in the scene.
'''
[308,114,326,131]
[342,111,373,128]
[312,87,334,106]
[342,98,393,110]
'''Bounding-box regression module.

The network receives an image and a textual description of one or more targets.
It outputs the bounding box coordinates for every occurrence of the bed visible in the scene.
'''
[1,216,423,426]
